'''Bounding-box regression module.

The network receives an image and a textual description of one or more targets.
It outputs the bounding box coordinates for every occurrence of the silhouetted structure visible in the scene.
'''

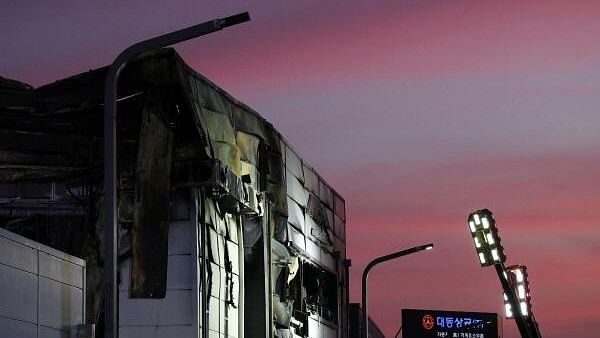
[0,49,348,338]
[349,303,385,338]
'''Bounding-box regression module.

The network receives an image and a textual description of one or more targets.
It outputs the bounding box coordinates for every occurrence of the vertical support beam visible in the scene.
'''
[103,63,119,338]
[237,213,245,338]
[266,201,274,338]
[200,189,209,338]
[344,259,352,338]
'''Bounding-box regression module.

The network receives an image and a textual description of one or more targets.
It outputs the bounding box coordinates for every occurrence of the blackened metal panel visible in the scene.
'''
[288,223,305,252]
[333,193,346,222]
[267,150,284,185]
[334,216,346,243]
[287,197,305,234]
[236,131,260,166]
[303,165,319,195]
[130,109,174,298]
[285,144,304,182]
[318,179,334,209]
[286,170,308,207]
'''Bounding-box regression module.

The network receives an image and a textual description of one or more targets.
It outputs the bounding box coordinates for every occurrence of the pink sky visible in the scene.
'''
[2,1,600,337]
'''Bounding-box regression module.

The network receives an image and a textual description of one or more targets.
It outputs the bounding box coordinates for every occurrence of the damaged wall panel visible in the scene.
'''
[1,48,348,338]
[130,106,173,298]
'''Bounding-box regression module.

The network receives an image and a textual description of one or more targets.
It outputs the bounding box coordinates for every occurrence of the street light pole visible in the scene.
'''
[102,12,250,338]
[361,243,434,338]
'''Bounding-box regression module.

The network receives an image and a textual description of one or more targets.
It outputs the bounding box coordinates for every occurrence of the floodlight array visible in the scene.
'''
[504,265,532,319]
[503,292,514,318]
[467,209,506,267]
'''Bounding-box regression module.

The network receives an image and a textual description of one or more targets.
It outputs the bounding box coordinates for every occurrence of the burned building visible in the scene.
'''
[0,49,348,338]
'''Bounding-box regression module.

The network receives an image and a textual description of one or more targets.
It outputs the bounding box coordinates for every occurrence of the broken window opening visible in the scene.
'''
[302,260,338,323]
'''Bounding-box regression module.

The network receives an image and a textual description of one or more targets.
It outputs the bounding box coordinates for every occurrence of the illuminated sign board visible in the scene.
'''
[402,309,499,338]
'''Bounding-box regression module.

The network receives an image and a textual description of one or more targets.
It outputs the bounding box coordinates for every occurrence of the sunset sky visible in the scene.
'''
[2,1,599,337]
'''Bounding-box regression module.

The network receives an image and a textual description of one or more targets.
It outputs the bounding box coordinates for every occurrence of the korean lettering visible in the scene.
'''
[463,318,472,327]
[437,316,445,328]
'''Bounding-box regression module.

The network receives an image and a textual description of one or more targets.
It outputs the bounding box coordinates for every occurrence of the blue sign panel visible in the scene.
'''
[402,309,499,338]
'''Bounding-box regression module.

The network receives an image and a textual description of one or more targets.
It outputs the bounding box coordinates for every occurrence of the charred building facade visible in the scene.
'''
[0,49,348,338]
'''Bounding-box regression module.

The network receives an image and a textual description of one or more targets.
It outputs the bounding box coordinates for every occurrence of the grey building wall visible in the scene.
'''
[0,227,86,338]
[348,303,386,338]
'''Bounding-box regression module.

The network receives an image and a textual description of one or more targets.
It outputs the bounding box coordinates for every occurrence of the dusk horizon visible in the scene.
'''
[2,1,599,338]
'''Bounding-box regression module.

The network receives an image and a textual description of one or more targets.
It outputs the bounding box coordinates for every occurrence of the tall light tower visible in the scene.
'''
[467,209,542,338]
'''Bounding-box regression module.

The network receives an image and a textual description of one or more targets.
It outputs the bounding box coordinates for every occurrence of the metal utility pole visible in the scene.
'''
[103,12,250,338]
[361,243,433,338]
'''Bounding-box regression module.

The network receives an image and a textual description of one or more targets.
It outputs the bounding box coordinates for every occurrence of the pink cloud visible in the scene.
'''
[184,0,600,93]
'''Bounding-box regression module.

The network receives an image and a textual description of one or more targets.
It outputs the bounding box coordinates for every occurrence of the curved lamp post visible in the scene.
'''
[361,243,434,338]
[103,12,250,338]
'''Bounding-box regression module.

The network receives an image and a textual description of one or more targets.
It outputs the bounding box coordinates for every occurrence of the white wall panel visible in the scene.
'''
[0,315,37,338]
[166,255,193,290]
[38,277,84,330]
[38,326,69,338]
[0,264,37,323]
[169,220,194,255]
[0,228,85,338]
[39,252,84,288]
[208,296,220,332]
[119,290,194,326]
[120,325,195,337]
[0,235,37,273]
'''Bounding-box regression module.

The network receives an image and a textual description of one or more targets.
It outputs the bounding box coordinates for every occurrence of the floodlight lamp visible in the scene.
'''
[518,285,526,300]
[467,209,507,267]
[503,293,514,319]
[481,217,490,229]
[491,249,500,262]
[520,301,528,316]
[505,265,533,319]
[508,266,530,299]
[505,303,513,318]
[515,269,524,282]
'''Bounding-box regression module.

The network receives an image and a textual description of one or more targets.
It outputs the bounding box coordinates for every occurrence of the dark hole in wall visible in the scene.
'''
[243,215,268,337]
[303,261,338,323]
[0,214,86,257]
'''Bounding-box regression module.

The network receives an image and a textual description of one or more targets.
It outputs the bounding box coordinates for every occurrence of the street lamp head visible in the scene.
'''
[467,209,506,267]
[361,242,435,338]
